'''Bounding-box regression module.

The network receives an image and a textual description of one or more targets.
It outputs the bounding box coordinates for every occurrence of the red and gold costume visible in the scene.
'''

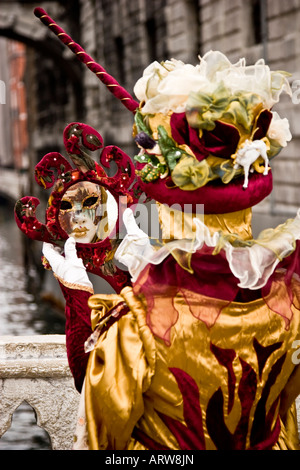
[70,208,300,450]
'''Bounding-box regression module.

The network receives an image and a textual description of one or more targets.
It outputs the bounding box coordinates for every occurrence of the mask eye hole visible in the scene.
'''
[83,196,99,209]
[60,200,73,211]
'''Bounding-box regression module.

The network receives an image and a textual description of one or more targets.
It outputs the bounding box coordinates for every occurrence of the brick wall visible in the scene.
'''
[266,0,300,217]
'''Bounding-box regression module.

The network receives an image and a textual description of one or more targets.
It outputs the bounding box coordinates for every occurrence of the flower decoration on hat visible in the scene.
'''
[132,52,292,212]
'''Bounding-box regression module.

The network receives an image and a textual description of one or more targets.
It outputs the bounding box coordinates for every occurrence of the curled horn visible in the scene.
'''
[34,152,73,189]
[63,122,105,173]
[100,145,136,187]
[34,7,139,114]
[63,122,104,154]
[14,197,58,244]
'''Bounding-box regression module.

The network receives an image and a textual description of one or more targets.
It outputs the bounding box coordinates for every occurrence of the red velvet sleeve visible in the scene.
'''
[59,282,93,392]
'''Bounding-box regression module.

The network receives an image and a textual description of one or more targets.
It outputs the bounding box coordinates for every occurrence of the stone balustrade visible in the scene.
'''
[0,335,80,450]
[0,334,299,450]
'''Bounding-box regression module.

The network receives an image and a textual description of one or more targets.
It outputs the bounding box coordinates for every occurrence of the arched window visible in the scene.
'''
[249,0,267,46]
[186,0,201,58]
[0,402,51,450]
[145,0,168,63]
[114,36,126,85]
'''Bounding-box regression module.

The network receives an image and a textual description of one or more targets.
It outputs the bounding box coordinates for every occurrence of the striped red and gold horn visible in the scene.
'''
[34,7,139,114]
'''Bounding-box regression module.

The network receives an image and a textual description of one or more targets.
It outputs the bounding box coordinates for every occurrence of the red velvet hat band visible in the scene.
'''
[136,167,273,214]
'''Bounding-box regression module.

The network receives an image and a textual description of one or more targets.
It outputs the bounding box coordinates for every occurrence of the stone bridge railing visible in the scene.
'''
[0,335,299,450]
[0,335,80,450]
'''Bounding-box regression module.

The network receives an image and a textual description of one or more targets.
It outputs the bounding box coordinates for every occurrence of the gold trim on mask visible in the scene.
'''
[59,193,101,213]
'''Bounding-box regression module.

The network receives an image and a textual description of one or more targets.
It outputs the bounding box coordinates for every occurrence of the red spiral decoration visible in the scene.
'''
[34,7,139,114]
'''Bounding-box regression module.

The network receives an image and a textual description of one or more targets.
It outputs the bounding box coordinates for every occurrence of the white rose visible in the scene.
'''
[213,56,292,108]
[134,62,211,114]
[267,111,292,147]
[133,59,184,103]
[133,51,292,115]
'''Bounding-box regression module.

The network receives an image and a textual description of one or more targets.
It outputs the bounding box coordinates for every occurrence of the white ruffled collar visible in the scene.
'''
[115,208,300,289]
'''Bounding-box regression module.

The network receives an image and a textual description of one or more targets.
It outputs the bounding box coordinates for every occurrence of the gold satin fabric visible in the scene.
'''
[84,283,300,450]
[156,203,253,241]
[274,404,300,450]
[85,287,156,450]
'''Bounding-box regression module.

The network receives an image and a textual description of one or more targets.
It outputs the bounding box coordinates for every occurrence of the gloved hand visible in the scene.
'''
[42,237,93,290]
[115,208,155,281]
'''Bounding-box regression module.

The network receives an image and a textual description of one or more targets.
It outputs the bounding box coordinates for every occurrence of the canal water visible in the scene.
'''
[0,200,65,450]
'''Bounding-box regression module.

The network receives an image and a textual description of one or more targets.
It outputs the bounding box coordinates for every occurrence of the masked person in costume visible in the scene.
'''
[17,9,300,451]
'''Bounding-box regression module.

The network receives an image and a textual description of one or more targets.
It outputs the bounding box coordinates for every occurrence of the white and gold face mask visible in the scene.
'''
[58,181,108,243]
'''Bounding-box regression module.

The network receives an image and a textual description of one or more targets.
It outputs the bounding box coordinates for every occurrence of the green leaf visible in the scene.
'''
[165,149,184,171]
[134,111,152,135]
[157,125,190,170]
[157,125,176,152]
[134,153,161,167]
[134,154,150,164]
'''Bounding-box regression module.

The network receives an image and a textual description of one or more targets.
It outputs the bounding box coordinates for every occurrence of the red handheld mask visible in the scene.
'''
[14,122,141,292]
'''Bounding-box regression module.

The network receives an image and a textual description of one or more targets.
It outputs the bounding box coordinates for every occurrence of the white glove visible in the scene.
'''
[115,208,155,281]
[42,237,93,290]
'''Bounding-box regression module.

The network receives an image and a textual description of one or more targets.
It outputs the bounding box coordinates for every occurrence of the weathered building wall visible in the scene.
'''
[0,38,13,169]
[199,0,300,224]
